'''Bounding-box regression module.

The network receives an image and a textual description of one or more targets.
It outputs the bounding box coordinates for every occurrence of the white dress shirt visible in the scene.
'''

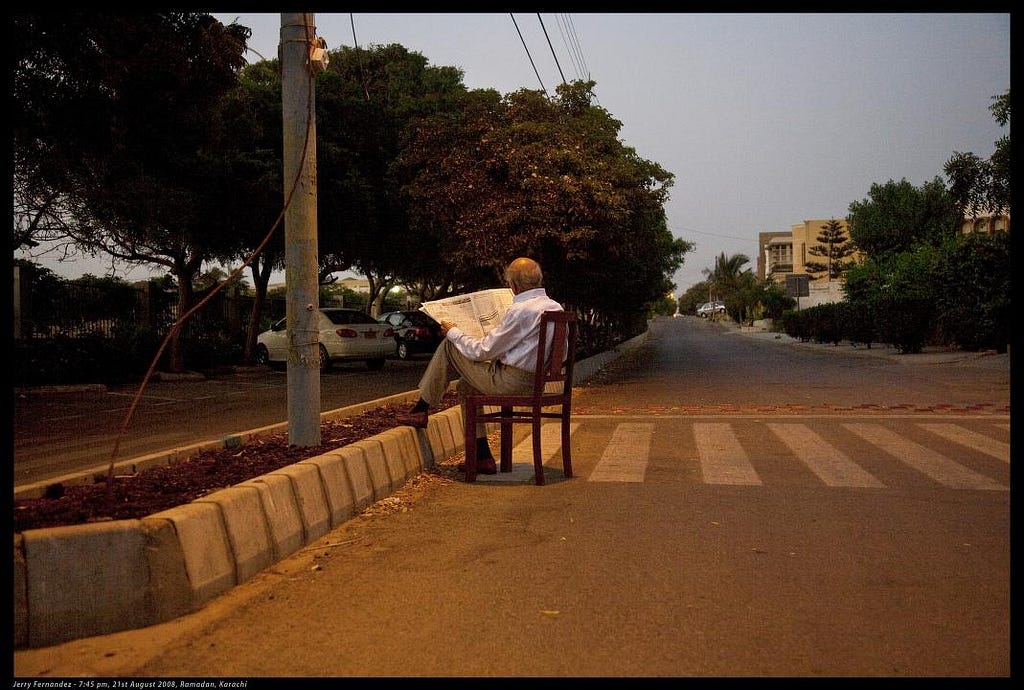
[446,287,563,371]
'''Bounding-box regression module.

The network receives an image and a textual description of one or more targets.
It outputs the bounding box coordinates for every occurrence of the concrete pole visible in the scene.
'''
[280,13,321,446]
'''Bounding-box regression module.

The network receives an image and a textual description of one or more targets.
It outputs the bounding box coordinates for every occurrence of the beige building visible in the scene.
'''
[759,218,857,285]
[756,219,854,307]
[758,212,1010,308]
[961,212,1010,235]
[337,276,371,294]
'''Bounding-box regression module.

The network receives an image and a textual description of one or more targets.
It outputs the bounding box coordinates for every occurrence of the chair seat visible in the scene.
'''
[463,311,577,485]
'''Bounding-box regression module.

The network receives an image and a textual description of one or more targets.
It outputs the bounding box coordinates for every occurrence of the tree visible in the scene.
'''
[944,89,1010,217]
[314,44,470,314]
[842,89,1011,354]
[846,177,960,261]
[678,281,711,315]
[757,281,796,321]
[394,79,690,337]
[207,58,289,361]
[12,13,252,371]
[703,252,753,322]
[804,218,856,280]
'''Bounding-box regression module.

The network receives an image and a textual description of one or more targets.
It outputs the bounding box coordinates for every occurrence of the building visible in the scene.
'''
[759,212,1009,309]
[961,211,1010,235]
[337,276,371,294]
[759,218,856,283]
[757,231,792,285]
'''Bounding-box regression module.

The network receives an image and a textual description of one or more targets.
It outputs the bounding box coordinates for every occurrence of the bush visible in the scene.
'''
[779,309,811,342]
[808,303,845,346]
[182,332,245,372]
[844,302,878,349]
[933,232,1011,352]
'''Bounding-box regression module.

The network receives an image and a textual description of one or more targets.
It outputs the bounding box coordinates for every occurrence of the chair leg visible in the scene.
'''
[464,404,477,483]
[561,407,573,478]
[499,406,513,473]
[532,415,544,485]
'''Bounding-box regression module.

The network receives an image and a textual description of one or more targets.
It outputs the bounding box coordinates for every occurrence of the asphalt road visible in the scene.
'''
[13,357,432,487]
[13,316,1010,678]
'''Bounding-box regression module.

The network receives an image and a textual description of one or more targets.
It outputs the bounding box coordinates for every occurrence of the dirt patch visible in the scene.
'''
[13,394,459,533]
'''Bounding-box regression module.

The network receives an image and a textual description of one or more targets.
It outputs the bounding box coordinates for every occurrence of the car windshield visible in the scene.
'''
[405,312,437,326]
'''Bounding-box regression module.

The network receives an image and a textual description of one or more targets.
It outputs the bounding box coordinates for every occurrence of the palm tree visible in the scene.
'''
[703,252,753,322]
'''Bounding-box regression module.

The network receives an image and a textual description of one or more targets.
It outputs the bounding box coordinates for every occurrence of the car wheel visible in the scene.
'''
[255,344,271,368]
[397,340,410,360]
[318,344,331,372]
[366,358,386,372]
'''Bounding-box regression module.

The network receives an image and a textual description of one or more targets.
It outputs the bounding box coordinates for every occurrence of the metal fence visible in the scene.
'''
[13,265,286,343]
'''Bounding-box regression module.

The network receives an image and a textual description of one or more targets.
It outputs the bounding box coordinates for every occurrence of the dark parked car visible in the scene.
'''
[377,310,445,360]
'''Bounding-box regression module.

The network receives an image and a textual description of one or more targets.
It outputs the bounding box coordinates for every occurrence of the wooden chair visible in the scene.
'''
[463,310,578,485]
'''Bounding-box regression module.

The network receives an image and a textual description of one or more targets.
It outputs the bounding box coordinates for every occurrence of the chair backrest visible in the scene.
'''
[532,310,578,397]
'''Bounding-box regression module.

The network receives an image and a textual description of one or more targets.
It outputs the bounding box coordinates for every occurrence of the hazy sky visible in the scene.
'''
[24,12,1010,295]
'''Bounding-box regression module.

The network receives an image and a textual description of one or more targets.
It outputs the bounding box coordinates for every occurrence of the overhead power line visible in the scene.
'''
[555,13,589,82]
[510,13,547,95]
[537,14,567,85]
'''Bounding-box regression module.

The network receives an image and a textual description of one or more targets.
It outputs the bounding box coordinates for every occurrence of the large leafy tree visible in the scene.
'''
[208,59,290,361]
[12,13,251,370]
[944,89,1010,217]
[394,80,690,335]
[314,44,469,313]
[842,89,1011,354]
[846,177,960,261]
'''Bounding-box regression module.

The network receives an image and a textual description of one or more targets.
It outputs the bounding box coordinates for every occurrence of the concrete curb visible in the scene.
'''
[13,331,650,649]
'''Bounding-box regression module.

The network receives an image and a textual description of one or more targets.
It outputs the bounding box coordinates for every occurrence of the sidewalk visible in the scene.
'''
[12,331,650,651]
[725,321,1010,369]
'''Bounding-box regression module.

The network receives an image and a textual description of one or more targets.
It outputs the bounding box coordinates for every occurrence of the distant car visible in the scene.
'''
[696,300,726,318]
[256,308,396,372]
[377,310,445,360]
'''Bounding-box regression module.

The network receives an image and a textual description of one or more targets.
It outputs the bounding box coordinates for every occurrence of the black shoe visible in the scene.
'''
[457,457,497,474]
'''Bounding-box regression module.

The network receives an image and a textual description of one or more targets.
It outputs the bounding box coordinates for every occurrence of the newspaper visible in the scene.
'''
[419,288,514,339]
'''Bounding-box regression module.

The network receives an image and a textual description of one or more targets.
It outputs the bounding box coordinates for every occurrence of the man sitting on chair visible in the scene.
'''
[395,257,563,475]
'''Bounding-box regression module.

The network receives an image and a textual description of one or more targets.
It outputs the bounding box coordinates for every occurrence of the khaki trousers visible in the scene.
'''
[418,339,535,439]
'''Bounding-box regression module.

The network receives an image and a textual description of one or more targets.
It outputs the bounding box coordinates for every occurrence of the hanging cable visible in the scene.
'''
[510,13,547,95]
[537,13,566,85]
[350,13,371,101]
[556,13,589,82]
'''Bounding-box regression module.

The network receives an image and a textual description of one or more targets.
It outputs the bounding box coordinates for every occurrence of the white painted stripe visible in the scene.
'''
[511,422,580,463]
[843,423,1006,490]
[766,423,884,488]
[573,413,1010,421]
[918,423,1010,463]
[694,423,761,485]
[588,423,654,483]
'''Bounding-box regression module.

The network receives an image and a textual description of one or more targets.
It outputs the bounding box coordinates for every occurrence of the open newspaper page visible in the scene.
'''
[419,288,514,339]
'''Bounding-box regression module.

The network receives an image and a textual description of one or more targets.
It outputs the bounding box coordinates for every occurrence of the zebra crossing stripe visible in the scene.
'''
[766,423,885,488]
[917,423,1010,463]
[693,422,761,485]
[842,422,1007,490]
[510,422,580,464]
[588,423,653,482]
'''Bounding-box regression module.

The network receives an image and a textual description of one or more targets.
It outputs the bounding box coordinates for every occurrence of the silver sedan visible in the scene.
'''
[256,308,397,372]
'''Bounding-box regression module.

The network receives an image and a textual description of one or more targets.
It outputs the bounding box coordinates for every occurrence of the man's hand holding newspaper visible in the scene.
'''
[419,288,514,340]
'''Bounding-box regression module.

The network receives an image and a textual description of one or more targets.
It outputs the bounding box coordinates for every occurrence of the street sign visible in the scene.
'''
[786,274,809,298]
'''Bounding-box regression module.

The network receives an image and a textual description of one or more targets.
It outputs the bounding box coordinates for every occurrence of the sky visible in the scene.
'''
[21,12,1011,297]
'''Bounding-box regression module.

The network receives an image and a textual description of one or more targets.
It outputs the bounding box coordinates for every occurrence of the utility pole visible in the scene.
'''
[280,12,321,446]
